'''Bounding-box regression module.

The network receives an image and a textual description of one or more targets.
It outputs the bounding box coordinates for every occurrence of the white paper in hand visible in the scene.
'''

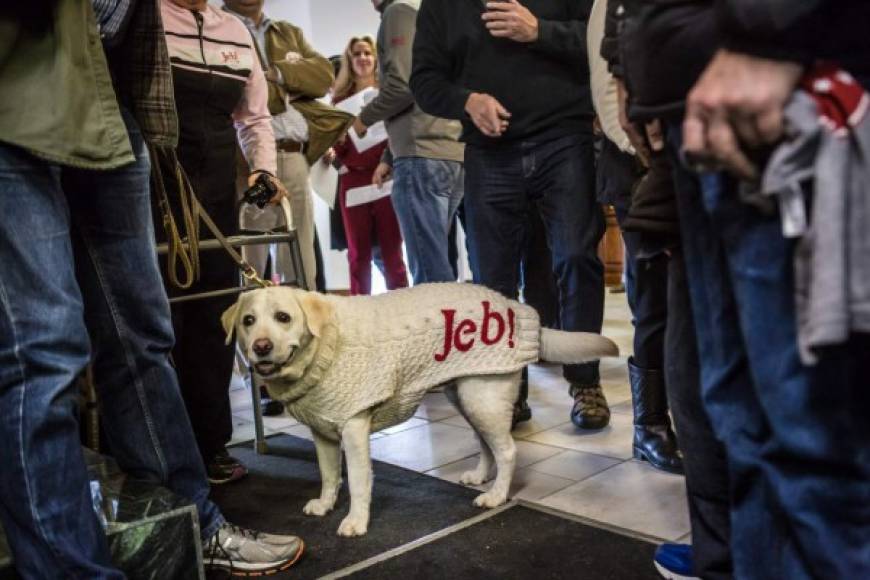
[335,87,389,153]
[345,180,393,208]
[309,161,338,209]
[334,86,376,116]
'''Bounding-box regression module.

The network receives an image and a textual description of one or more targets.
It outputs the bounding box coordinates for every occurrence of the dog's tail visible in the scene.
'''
[539,328,619,364]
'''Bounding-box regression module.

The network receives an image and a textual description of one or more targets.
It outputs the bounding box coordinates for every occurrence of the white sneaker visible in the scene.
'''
[203,522,303,576]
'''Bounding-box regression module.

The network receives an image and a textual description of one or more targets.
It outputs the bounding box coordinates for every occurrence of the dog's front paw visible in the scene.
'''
[337,514,369,537]
[473,490,507,509]
[303,498,334,517]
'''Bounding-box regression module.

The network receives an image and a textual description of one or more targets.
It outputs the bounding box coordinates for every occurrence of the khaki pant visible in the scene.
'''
[239,151,316,290]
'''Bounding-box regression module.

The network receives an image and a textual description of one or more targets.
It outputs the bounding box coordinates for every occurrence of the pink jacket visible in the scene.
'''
[160,0,276,174]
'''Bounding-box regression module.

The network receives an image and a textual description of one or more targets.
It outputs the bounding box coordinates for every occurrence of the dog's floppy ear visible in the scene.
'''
[296,291,333,338]
[221,300,241,345]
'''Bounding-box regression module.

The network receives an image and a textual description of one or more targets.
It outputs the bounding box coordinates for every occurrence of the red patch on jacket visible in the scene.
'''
[390,35,407,47]
[801,63,869,135]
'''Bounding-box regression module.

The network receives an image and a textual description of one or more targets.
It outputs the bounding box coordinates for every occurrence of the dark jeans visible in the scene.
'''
[464,134,605,385]
[616,206,667,369]
[521,204,560,330]
[666,249,732,579]
[0,111,223,579]
[669,129,870,580]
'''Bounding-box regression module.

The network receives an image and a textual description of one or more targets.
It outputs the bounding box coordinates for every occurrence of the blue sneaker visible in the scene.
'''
[653,543,699,580]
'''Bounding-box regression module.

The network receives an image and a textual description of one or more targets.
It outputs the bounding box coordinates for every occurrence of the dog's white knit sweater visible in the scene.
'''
[270,284,540,439]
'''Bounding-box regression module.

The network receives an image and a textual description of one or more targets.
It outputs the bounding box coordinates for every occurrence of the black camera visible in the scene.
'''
[242,172,278,208]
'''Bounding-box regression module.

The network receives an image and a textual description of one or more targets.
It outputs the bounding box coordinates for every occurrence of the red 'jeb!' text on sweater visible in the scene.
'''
[434,301,516,362]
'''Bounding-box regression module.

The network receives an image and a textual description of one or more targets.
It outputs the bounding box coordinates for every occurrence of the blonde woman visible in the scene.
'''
[329,36,408,295]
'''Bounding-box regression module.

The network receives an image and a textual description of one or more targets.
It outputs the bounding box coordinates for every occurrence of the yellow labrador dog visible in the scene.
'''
[222,283,617,537]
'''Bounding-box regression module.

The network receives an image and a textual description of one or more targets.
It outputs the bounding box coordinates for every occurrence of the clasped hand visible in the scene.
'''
[683,50,802,180]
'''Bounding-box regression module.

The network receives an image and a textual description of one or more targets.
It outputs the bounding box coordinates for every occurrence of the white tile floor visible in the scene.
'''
[228,292,690,542]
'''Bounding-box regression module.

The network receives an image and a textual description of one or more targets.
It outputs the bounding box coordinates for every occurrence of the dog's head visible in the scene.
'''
[221,286,334,379]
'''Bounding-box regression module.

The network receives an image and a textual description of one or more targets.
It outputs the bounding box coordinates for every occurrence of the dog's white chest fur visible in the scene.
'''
[272,284,541,438]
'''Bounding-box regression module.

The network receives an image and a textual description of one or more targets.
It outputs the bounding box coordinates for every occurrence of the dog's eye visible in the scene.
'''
[275,311,291,324]
[242,315,256,327]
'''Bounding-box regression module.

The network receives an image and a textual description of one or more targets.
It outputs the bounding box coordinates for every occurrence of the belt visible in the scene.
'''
[276,139,305,154]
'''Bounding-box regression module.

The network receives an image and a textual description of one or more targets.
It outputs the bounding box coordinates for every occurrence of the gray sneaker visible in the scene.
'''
[203,522,303,576]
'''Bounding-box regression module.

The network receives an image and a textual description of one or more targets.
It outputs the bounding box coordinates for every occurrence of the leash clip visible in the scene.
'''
[243,266,273,289]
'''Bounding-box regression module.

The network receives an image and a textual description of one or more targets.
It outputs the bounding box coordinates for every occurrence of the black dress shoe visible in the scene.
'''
[261,397,284,417]
[570,383,610,430]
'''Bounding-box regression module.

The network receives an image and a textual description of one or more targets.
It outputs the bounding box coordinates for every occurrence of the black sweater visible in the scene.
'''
[719,0,870,75]
[410,0,594,146]
[615,0,870,122]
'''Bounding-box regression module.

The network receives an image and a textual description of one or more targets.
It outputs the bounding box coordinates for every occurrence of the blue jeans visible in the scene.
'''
[665,249,732,579]
[464,134,605,385]
[668,129,870,579]
[0,111,223,579]
[391,157,464,284]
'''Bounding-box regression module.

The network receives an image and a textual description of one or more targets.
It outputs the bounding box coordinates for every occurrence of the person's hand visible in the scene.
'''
[683,49,803,180]
[372,162,392,188]
[283,51,302,64]
[465,92,511,137]
[248,172,287,205]
[264,65,280,84]
[352,117,368,138]
[645,119,664,153]
[616,79,650,166]
[482,1,538,43]
[615,79,664,166]
[322,148,336,165]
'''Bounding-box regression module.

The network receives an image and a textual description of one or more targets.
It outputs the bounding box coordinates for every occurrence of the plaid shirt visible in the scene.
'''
[91,0,135,45]
[112,0,179,148]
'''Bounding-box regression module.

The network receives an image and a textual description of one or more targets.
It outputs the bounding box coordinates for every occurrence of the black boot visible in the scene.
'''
[629,357,683,474]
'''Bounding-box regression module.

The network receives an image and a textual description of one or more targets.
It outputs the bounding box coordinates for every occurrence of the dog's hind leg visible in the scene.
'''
[445,383,494,485]
[337,412,373,537]
[455,372,520,508]
[304,429,342,516]
[462,432,495,486]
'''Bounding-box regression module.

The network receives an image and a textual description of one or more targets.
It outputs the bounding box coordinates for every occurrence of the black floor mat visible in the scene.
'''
[208,434,482,579]
[345,504,661,580]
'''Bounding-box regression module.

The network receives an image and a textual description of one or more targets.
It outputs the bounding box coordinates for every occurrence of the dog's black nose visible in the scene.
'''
[252,338,273,357]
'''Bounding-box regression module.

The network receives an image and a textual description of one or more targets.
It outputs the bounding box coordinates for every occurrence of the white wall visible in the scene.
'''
[217,1,381,58]
[307,0,381,58]
[209,0,316,37]
[261,0,313,39]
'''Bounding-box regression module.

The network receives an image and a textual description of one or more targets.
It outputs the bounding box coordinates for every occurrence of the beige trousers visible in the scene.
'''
[239,151,316,290]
